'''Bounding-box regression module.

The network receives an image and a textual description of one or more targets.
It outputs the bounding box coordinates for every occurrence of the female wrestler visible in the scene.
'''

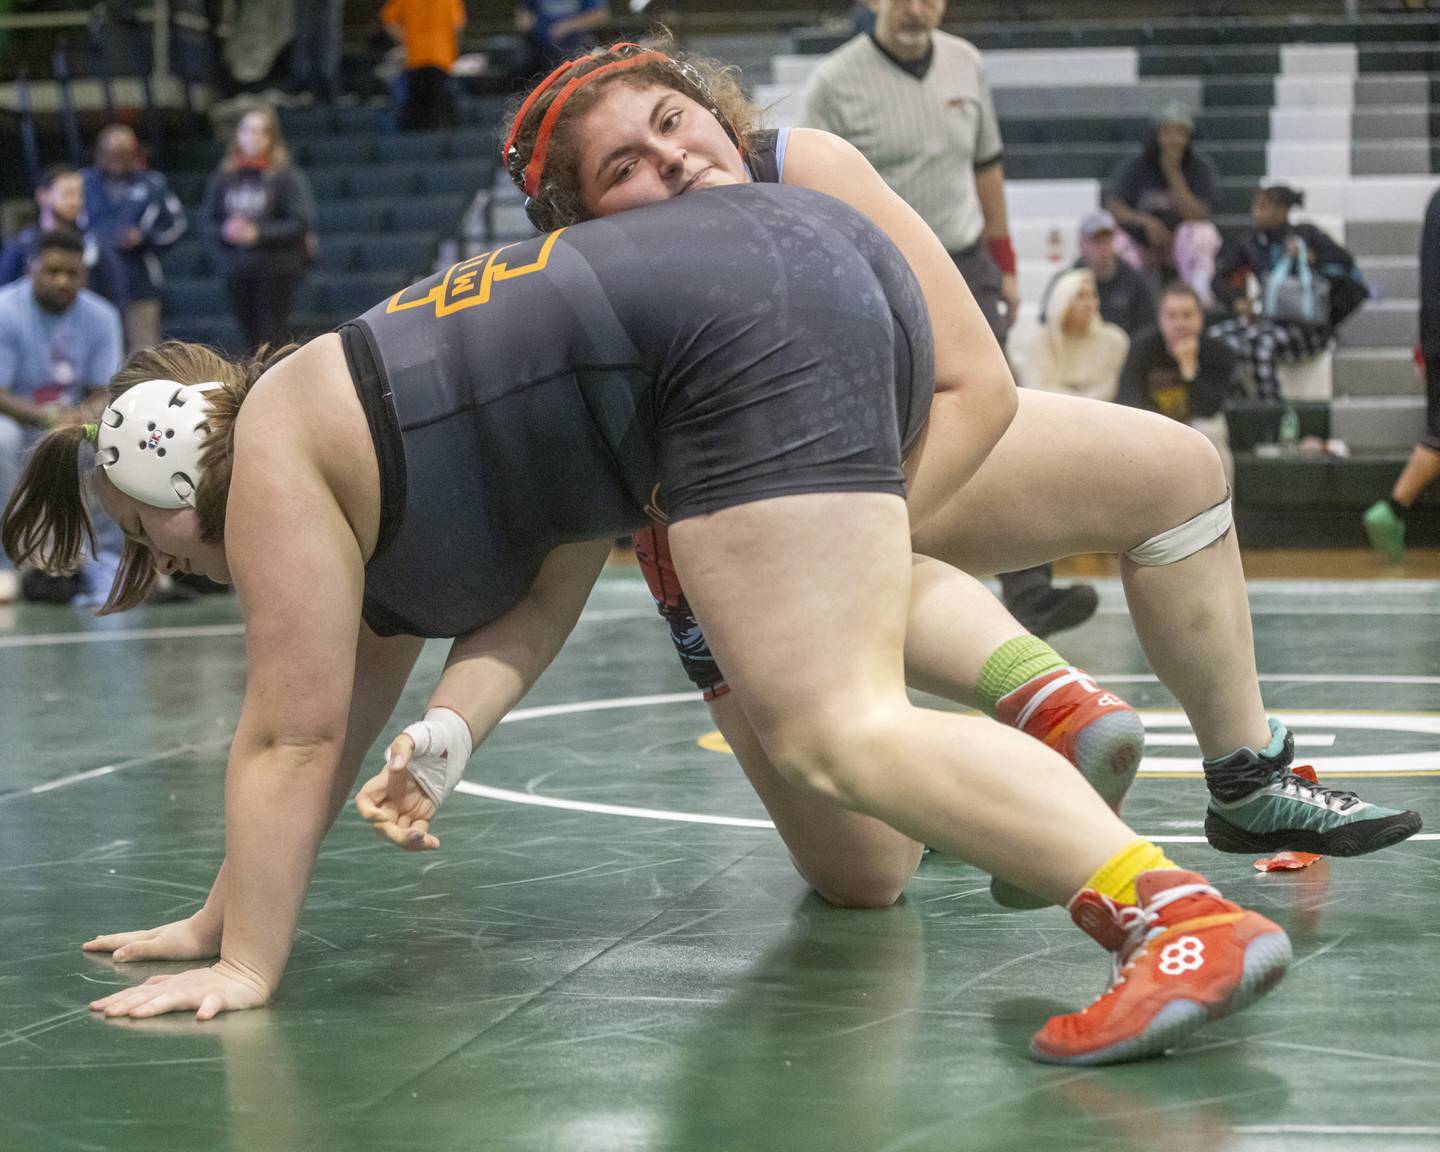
[7,184,1288,1064]
[451,41,1417,899]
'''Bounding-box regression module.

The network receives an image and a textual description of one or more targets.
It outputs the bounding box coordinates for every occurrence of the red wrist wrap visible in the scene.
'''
[987,235,1017,276]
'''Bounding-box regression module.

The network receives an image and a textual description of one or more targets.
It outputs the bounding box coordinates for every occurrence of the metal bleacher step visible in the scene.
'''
[1330,394,1428,450]
[1361,256,1420,300]
[1335,299,1419,349]
[1333,348,1423,398]
[1345,220,1424,259]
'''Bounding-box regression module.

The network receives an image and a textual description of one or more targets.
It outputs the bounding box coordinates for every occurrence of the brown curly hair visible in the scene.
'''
[1,340,294,613]
[504,32,765,233]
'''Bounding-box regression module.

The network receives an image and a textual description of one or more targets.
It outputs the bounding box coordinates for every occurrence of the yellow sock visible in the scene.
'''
[1083,839,1176,905]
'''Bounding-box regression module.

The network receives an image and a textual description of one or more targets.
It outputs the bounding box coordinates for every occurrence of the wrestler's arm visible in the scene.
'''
[357,538,610,849]
[781,128,1018,519]
[90,399,369,1018]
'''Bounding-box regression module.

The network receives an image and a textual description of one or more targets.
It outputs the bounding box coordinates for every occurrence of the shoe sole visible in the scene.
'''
[1072,708,1146,812]
[1205,808,1423,856]
[1029,929,1292,1066]
[990,708,1146,911]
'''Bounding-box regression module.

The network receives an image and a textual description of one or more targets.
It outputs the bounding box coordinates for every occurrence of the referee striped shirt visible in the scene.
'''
[803,31,1002,254]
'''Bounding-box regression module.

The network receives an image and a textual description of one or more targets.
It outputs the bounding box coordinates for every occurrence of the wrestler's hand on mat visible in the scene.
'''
[355,731,442,851]
[89,959,269,1020]
[83,912,222,962]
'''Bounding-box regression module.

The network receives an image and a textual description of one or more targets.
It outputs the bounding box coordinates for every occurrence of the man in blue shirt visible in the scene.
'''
[0,230,124,604]
[81,124,187,353]
[0,165,128,315]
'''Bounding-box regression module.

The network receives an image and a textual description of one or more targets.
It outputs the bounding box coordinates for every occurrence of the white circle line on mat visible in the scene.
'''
[464,697,1440,835]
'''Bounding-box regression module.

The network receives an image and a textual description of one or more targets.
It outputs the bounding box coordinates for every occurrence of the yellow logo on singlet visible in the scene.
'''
[384,229,565,318]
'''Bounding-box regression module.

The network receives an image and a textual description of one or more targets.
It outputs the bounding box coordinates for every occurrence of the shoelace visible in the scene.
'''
[1275,769,1361,812]
[1092,882,1221,1004]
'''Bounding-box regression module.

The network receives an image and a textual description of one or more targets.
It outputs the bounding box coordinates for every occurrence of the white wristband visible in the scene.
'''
[400,707,474,808]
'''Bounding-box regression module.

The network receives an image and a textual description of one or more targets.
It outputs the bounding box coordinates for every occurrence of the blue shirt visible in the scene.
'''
[520,0,605,49]
[81,167,187,300]
[0,280,123,406]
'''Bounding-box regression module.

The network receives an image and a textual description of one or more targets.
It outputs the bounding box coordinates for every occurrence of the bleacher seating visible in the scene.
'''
[742,16,1440,545]
[153,97,507,352]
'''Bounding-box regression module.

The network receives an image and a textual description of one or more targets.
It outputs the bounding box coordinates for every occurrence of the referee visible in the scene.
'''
[803,0,1097,637]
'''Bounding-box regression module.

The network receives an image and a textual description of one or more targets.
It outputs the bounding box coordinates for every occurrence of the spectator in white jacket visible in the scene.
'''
[1020,269,1130,401]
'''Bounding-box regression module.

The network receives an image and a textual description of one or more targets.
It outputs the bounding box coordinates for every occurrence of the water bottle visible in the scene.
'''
[1277,405,1300,455]
[1046,227,1063,264]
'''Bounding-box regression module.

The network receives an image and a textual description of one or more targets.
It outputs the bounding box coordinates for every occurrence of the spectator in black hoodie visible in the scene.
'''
[1208,183,1367,401]
[201,105,317,351]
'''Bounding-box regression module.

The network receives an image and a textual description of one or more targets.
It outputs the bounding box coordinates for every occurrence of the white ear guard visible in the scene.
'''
[95,379,222,508]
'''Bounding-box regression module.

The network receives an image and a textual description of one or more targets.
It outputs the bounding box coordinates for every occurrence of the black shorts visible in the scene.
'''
[576,184,936,523]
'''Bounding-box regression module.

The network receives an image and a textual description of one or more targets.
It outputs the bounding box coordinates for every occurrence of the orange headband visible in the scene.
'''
[507,45,670,199]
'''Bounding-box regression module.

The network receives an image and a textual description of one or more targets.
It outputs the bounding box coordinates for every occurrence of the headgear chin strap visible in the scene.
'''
[95,379,221,508]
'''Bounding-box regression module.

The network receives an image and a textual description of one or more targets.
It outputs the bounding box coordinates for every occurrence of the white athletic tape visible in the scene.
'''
[400,707,473,808]
[1125,496,1234,567]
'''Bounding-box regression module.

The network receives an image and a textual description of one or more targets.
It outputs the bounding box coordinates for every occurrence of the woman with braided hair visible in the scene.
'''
[7,182,1296,1064]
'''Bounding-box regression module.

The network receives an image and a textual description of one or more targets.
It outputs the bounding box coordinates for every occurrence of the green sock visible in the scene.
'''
[975,635,1067,717]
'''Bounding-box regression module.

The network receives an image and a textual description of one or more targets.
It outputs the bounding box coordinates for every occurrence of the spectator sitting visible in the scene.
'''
[1104,102,1222,306]
[1040,209,1156,338]
[1022,269,1130,401]
[382,0,466,131]
[0,230,123,605]
[0,165,128,315]
[514,0,610,78]
[1119,281,1239,483]
[1208,183,1367,403]
[82,124,187,353]
[201,105,317,353]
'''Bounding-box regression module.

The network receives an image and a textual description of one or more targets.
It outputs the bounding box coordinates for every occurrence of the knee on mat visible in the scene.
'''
[792,853,916,910]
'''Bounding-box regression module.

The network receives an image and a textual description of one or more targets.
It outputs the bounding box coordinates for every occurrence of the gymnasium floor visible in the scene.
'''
[2,563,1439,1152]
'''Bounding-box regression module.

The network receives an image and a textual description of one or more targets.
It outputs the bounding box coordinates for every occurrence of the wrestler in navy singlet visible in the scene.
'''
[347,182,933,638]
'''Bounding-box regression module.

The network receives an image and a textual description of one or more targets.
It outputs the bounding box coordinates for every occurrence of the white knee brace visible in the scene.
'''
[1125,495,1234,566]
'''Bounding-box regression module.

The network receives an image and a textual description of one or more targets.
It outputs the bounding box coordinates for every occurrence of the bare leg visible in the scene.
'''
[713,555,1028,907]
[1392,443,1440,507]
[910,389,1270,758]
[670,492,1134,906]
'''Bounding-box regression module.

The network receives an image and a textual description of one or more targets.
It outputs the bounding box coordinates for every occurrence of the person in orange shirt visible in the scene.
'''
[381,0,466,130]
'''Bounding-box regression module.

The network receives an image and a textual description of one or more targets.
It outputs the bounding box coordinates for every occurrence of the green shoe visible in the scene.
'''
[1204,719,1422,856]
[1362,500,1405,562]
